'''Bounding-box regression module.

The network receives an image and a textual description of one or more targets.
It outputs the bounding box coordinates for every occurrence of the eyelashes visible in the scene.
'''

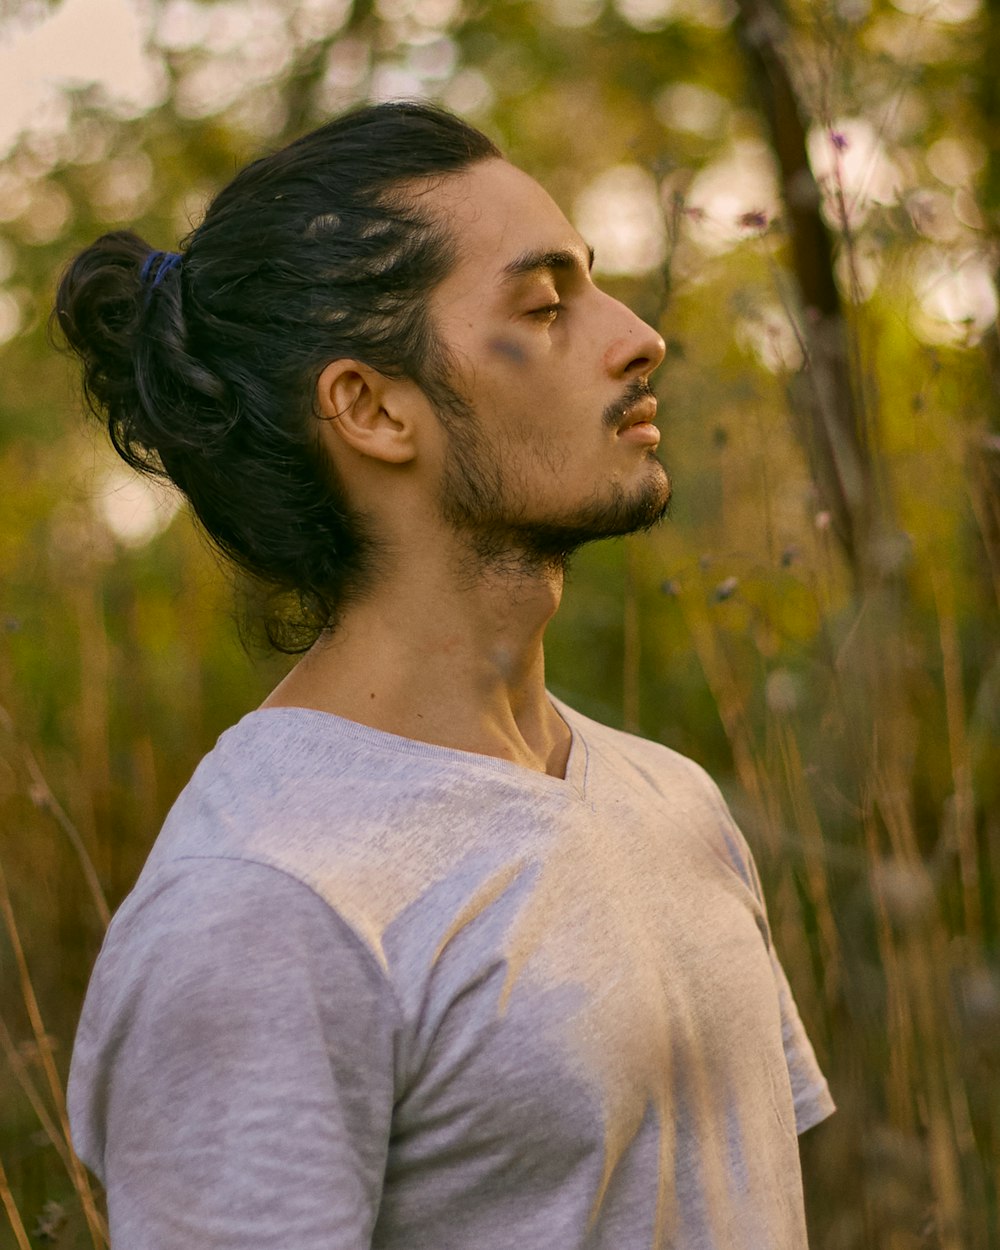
[528,303,563,322]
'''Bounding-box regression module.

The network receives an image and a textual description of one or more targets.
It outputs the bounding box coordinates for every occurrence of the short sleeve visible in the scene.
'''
[765,940,838,1134]
[68,856,400,1249]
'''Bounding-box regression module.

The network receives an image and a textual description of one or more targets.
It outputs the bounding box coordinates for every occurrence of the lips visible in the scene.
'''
[618,395,658,431]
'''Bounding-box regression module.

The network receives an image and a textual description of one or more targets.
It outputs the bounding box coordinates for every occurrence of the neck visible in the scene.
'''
[261,539,572,778]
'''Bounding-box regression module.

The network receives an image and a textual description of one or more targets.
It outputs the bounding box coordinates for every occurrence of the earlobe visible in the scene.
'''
[315,359,416,465]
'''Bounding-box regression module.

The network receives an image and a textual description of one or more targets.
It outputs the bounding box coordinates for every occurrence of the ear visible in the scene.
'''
[315,359,417,465]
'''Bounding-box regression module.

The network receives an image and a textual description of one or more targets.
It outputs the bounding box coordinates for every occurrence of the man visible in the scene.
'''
[62,102,834,1248]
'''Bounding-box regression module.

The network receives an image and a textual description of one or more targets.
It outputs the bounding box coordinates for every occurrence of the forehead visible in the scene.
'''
[418,159,587,295]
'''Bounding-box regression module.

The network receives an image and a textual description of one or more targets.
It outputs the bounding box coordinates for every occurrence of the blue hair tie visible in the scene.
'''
[139,250,183,290]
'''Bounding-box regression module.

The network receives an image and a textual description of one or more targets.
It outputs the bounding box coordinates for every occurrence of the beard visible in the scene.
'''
[436,387,672,577]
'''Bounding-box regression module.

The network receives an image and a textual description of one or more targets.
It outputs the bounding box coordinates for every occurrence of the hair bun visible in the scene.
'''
[53,231,163,471]
[54,230,148,384]
[53,231,216,480]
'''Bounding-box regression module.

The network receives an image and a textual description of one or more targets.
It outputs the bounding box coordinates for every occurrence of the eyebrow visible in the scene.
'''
[499,244,595,284]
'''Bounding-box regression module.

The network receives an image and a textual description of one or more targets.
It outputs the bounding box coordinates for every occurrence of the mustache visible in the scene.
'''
[602,379,656,430]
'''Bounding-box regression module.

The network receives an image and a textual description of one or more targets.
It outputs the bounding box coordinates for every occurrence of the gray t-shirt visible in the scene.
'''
[69,697,835,1249]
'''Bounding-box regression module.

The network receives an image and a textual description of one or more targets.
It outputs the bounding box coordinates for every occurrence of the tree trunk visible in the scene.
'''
[731,0,883,586]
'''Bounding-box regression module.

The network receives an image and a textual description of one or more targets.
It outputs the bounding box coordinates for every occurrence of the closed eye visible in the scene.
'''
[528,303,563,322]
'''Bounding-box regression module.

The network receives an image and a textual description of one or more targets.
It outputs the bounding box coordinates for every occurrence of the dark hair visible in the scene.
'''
[53,101,501,651]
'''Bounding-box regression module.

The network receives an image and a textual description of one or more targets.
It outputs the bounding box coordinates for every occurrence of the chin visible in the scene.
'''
[527,476,672,558]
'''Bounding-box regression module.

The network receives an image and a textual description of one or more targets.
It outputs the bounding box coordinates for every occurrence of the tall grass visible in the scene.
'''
[670,554,994,1247]
[1,12,997,1241]
[0,695,104,1247]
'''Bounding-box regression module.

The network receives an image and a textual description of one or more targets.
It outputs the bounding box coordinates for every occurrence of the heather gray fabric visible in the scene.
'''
[69,697,835,1249]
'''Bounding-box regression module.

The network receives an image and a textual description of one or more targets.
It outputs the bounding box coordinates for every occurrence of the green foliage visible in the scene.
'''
[1,0,999,1245]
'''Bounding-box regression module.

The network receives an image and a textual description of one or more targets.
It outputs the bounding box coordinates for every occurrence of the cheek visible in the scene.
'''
[475,340,590,458]
[486,337,529,366]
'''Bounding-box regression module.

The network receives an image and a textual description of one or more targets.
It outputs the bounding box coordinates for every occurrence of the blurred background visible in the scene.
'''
[1,0,998,1245]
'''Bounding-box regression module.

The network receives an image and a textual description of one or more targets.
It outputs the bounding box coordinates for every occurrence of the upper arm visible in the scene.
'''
[69,858,399,1249]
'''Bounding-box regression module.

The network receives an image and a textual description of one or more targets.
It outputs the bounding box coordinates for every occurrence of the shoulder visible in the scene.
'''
[150,708,371,848]
[555,696,764,888]
[139,709,393,907]
[556,695,722,803]
[96,855,396,1006]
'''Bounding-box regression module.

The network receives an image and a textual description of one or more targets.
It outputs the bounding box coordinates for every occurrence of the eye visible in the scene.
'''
[528,302,563,322]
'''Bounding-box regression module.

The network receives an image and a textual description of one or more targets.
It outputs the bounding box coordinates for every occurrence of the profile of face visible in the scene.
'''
[422,159,671,570]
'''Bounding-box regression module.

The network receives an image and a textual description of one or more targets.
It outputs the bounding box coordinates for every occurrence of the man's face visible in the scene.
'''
[420,159,671,570]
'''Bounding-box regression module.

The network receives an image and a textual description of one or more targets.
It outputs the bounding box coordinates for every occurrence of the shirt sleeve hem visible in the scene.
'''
[794,1082,837,1135]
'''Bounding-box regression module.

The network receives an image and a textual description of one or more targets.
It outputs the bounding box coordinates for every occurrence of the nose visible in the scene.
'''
[604,298,666,380]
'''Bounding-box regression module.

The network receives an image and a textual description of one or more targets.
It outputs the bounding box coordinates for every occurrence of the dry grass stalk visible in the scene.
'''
[0,1153,33,1250]
[771,719,843,1011]
[0,854,108,1249]
[676,590,777,850]
[931,569,982,952]
[0,1012,72,1176]
[0,704,110,929]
